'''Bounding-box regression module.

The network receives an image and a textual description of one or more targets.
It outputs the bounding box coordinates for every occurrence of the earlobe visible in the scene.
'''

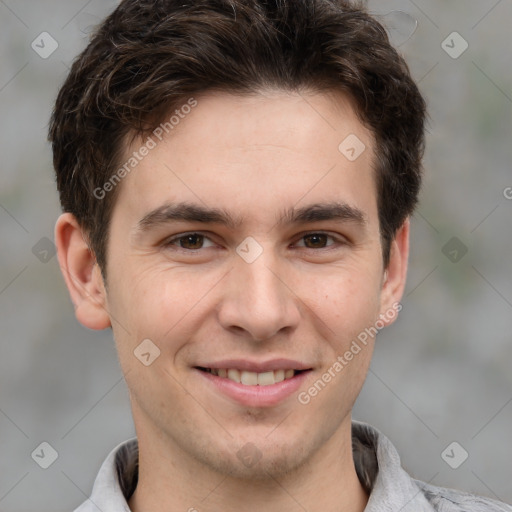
[54,213,111,330]
[379,218,410,325]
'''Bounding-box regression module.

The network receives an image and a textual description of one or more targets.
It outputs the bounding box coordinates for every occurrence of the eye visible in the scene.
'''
[164,232,216,250]
[163,231,345,253]
[294,232,344,249]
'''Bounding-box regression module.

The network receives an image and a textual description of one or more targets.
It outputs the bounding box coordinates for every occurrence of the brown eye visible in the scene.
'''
[179,234,204,249]
[165,233,215,250]
[303,233,329,248]
[296,233,340,249]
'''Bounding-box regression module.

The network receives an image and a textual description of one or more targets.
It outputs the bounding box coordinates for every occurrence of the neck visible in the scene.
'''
[128,417,369,512]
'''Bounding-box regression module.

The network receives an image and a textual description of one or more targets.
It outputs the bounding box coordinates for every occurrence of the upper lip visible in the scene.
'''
[195,358,313,373]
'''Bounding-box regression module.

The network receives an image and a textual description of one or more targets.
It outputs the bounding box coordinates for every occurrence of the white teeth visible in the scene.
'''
[284,369,294,379]
[273,369,285,383]
[257,371,276,386]
[204,368,299,386]
[227,369,241,383]
[241,371,259,385]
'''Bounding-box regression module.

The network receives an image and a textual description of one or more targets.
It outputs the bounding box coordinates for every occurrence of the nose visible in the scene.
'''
[217,249,301,342]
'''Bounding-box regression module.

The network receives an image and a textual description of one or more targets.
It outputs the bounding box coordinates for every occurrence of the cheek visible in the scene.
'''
[312,266,382,333]
[305,272,380,406]
[111,265,221,350]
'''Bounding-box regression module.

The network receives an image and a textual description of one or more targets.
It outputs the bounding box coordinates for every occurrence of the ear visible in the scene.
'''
[54,213,111,330]
[378,218,410,326]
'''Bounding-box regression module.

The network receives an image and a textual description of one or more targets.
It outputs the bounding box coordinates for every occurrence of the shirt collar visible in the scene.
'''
[75,421,435,512]
[351,421,434,511]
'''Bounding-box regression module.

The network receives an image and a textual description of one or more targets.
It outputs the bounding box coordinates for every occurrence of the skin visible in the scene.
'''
[55,89,409,512]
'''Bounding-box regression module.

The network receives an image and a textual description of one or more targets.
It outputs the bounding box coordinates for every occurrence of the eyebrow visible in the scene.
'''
[135,200,367,234]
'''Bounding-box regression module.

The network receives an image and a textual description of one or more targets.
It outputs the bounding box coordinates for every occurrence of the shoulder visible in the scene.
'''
[351,420,511,512]
[414,479,512,512]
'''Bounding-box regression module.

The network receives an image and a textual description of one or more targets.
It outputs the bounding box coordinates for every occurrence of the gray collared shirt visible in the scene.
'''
[74,421,512,511]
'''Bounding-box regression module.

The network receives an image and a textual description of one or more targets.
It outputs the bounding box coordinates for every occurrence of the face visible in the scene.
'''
[61,89,408,480]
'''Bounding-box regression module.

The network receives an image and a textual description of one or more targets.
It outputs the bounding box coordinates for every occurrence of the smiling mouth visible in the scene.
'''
[195,367,309,386]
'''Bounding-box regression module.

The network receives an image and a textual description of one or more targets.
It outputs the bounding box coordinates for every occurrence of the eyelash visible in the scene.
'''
[163,231,346,252]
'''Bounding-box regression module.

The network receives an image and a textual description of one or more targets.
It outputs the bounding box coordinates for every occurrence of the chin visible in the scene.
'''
[222,447,307,481]
[194,431,316,481]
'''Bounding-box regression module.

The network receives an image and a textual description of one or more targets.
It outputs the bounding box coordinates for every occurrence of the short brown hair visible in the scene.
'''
[49,0,426,277]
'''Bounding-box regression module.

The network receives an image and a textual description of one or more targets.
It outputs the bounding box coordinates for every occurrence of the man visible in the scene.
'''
[49,0,511,511]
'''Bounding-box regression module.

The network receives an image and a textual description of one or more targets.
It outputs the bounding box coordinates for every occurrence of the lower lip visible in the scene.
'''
[196,369,311,407]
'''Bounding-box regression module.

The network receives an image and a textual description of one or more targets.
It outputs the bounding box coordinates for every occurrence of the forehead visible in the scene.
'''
[112,89,377,229]
[154,89,370,152]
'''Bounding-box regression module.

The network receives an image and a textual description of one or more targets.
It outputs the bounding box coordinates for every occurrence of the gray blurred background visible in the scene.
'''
[0,1,511,510]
